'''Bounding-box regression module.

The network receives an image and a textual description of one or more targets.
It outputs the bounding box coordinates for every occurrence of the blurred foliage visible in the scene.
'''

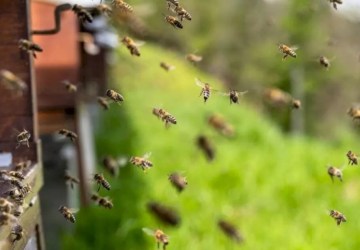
[62,44,360,249]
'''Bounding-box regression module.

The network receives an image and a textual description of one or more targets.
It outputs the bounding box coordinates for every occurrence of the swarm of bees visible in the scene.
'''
[18,39,43,59]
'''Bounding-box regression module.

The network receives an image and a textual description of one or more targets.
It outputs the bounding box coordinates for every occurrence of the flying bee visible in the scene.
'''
[0,198,14,214]
[152,108,177,128]
[121,36,144,57]
[166,0,179,9]
[346,150,358,165]
[264,88,292,108]
[196,135,215,161]
[172,5,192,21]
[160,62,175,72]
[143,228,169,250]
[319,56,331,69]
[278,44,298,60]
[93,173,111,191]
[91,193,113,209]
[164,15,183,29]
[10,224,24,243]
[58,206,78,223]
[208,114,234,137]
[221,90,248,104]
[97,96,110,110]
[327,166,343,182]
[94,4,112,16]
[292,99,301,109]
[0,70,27,95]
[102,155,127,177]
[112,0,133,12]
[58,129,78,142]
[329,210,346,225]
[64,172,80,189]
[16,129,31,149]
[130,153,153,172]
[106,89,124,103]
[195,78,217,103]
[329,0,343,10]
[347,105,360,121]
[18,39,43,59]
[186,53,202,64]
[147,202,180,226]
[168,172,187,192]
[62,80,77,93]
[14,160,31,172]
[72,4,93,23]
[218,220,243,244]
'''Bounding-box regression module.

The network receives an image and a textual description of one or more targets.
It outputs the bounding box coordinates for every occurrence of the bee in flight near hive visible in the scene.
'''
[208,114,234,138]
[147,202,180,226]
[319,56,334,70]
[61,80,77,93]
[346,150,358,165]
[121,36,144,57]
[97,96,110,110]
[106,89,124,103]
[196,135,215,161]
[171,5,192,22]
[64,171,80,189]
[278,44,298,60]
[72,4,93,23]
[168,172,187,193]
[195,78,217,103]
[58,129,78,142]
[218,220,243,244]
[327,166,343,182]
[329,0,342,10]
[112,0,133,12]
[143,228,169,250]
[15,129,31,149]
[58,206,78,223]
[0,70,27,96]
[130,153,153,172]
[91,193,113,209]
[186,53,202,64]
[160,62,176,72]
[221,90,248,104]
[329,209,346,225]
[164,15,183,29]
[166,0,179,9]
[93,173,111,191]
[347,104,360,121]
[18,39,43,59]
[292,99,301,109]
[152,108,177,128]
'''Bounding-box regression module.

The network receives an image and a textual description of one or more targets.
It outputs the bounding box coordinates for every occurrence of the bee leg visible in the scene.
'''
[199,89,204,97]
[97,185,101,192]
[32,52,37,59]
[26,140,29,148]
[333,3,337,10]
[157,242,160,250]
[282,54,288,61]
[330,175,334,183]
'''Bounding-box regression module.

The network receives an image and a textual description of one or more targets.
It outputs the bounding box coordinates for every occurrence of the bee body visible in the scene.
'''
[173,6,192,21]
[11,225,24,243]
[165,15,183,29]
[346,150,358,165]
[59,206,76,223]
[0,70,27,95]
[16,129,31,149]
[160,62,175,71]
[166,0,179,9]
[186,54,202,63]
[14,160,31,172]
[130,154,153,171]
[106,89,124,103]
[102,156,119,176]
[94,173,111,191]
[197,135,215,161]
[196,79,213,102]
[208,114,234,137]
[18,39,43,58]
[96,4,112,16]
[218,220,243,243]
[62,80,77,93]
[330,210,346,225]
[58,129,78,142]
[91,194,113,209]
[328,166,343,182]
[279,44,297,60]
[0,198,14,214]
[121,36,141,56]
[112,0,133,12]
[168,172,187,192]
[319,56,331,69]
[97,96,110,110]
[143,228,169,250]
[64,173,80,189]
[72,4,93,23]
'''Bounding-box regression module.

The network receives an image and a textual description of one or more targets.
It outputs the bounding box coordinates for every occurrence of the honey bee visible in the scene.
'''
[160,62,175,72]
[72,4,93,23]
[130,153,153,172]
[14,160,31,172]
[147,202,180,226]
[196,135,215,161]
[164,15,183,29]
[102,155,127,177]
[0,212,18,226]
[93,173,111,191]
[168,172,187,192]
[221,90,248,104]
[196,78,216,103]
[278,44,298,60]
[218,220,243,243]
[64,172,80,189]
[346,150,358,165]
[58,129,78,142]
[292,99,301,109]
[121,36,144,57]
[319,56,331,69]
[112,0,133,12]
[0,198,14,214]
[106,89,124,103]
[5,189,24,206]
[18,39,43,59]
[10,224,24,243]
[16,129,31,149]
[152,108,177,128]
[1,170,25,181]
[347,105,360,120]
[97,96,110,110]
[95,4,112,16]
[327,166,343,182]
[62,80,77,93]
[329,0,343,10]
[208,114,234,137]
[172,5,192,21]
[142,228,169,250]
[12,205,23,217]
[91,193,113,209]
[58,206,78,223]
[264,88,292,108]
[0,70,27,95]
[166,0,179,9]
[186,53,202,64]
[329,209,346,225]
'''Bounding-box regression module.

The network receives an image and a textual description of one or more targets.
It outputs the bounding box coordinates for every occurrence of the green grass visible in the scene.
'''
[62,44,360,250]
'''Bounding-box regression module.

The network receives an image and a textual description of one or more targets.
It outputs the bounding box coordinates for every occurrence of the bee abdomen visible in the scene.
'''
[174,20,183,29]
[68,214,76,223]
[102,180,111,191]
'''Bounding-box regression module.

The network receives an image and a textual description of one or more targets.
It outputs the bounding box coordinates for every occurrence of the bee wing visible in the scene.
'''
[116,156,129,167]
[142,227,155,236]
[290,46,299,51]
[195,78,204,88]
[143,152,152,159]
[218,92,230,96]
[68,208,79,214]
[134,41,146,47]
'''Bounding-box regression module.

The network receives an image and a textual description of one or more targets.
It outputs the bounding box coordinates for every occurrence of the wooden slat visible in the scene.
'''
[38,110,75,135]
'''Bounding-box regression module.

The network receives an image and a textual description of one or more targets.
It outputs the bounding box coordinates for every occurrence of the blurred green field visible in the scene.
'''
[62,44,360,250]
